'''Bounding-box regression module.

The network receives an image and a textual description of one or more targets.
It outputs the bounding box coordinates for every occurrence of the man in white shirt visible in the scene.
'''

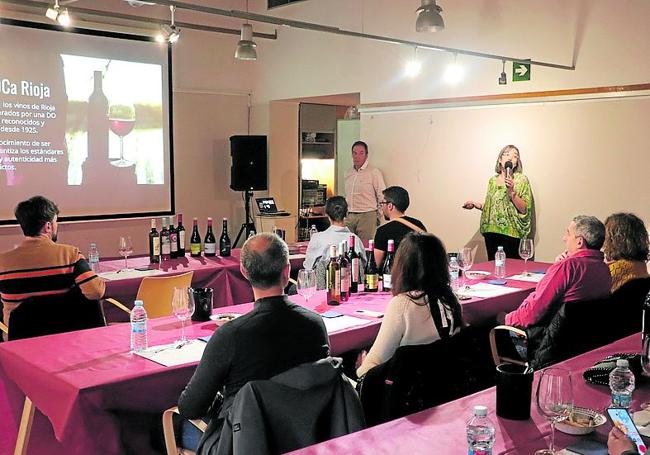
[344,141,386,241]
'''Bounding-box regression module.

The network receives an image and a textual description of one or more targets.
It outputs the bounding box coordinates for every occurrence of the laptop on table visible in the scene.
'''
[256,197,290,216]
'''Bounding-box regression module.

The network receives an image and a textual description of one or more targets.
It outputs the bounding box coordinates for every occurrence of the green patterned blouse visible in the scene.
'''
[479,173,533,239]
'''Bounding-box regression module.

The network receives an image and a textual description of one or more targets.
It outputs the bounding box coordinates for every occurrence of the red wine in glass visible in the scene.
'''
[110,119,135,137]
[108,104,136,168]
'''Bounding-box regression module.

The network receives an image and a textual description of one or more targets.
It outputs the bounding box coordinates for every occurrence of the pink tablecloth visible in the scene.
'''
[0,259,549,455]
[288,334,646,455]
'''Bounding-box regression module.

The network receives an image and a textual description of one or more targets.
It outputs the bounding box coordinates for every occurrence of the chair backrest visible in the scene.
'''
[8,287,106,340]
[359,325,495,426]
[610,277,650,334]
[136,271,194,318]
[531,296,614,369]
[215,357,365,455]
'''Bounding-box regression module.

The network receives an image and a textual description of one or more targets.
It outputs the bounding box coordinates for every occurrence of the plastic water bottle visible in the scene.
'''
[494,246,506,279]
[130,300,148,353]
[88,243,100,274]
[449,256,460,290]
[609,359,635,408]
[309,225,318,239]
[466,405,496,455]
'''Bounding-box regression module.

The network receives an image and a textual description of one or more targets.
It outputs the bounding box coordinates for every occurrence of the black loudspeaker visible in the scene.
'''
[230,135,268,191]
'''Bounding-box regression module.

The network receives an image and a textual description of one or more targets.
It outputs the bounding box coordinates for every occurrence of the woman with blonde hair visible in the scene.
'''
[603,212,649,292]
[463,145,534,259]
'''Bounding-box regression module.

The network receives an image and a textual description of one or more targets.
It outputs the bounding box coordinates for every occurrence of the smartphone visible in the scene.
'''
[607,407,647,454]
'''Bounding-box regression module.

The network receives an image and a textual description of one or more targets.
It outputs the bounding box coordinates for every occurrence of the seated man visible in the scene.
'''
[303,196,366,270]
[178,233,330,454]
[0,196,105,339]
[373,186,426,267]
[505,215,612,328]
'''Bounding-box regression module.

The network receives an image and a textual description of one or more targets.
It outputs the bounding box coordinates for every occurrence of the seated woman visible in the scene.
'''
[603,213,649,292]
[356,232,463,378]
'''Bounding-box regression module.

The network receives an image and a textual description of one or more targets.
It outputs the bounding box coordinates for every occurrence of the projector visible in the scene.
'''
[124,0,155,6]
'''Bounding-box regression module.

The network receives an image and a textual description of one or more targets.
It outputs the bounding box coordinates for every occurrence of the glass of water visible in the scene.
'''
[297,269,316,304]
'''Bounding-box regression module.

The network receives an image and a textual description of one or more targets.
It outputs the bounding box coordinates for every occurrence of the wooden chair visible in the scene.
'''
[162,407,207,455]
[489,325,529,367]
[105,271,194,318]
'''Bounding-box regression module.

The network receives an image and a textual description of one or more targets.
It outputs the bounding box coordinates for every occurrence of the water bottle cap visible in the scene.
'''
[497,246,504,250]
[473,405,488,417]
[90,243,97,247]
[616,359,629,368]
[134,300,144,306]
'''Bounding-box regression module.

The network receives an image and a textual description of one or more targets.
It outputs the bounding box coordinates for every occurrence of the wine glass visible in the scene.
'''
[457,247,474,291]
[171,287,195,345]
[519,238,535,275]
[535,368,573,455]
[297,269,317,304]
[118,236,133,271]
[108,103,136,167]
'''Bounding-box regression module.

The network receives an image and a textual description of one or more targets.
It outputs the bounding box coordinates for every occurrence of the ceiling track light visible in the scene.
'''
[156,5,180,43]
[416,0,444,32]
[45,0,71,27]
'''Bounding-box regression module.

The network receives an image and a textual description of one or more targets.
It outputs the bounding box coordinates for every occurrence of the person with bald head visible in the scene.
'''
[178,233,330,453]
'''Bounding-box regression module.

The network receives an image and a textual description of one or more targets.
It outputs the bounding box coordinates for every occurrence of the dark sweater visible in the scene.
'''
[178,295,330,421]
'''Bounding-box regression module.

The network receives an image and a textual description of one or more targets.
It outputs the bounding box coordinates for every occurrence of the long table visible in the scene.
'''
[0,259,549,455]
[288,334,646,455]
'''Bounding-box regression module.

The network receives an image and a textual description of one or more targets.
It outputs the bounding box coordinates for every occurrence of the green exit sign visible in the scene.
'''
[513,62,531,82]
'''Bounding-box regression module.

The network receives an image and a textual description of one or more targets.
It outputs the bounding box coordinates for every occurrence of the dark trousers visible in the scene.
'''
[483,233,522,260]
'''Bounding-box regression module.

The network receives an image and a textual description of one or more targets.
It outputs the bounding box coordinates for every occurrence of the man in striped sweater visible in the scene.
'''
[0,196,105,339]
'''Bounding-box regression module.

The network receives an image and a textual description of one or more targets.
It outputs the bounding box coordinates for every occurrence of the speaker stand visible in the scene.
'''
[234,190,256,248]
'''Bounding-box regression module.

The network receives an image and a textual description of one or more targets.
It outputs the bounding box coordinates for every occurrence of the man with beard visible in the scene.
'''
[373,186,427,267]
[0,196,105,338]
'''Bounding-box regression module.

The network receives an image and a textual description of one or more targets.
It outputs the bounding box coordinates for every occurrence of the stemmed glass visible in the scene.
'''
[457,247,474,291]
[171,287,195,345]
[519,238,534,275]
[535,368,573,455]
[108,103,136,167]
[297,269,317,304]
[118,236,133,271]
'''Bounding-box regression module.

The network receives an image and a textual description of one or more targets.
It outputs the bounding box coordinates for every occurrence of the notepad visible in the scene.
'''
[134,340,206,367]
[507,273,545,283]
[457,282,521,298]
[99,269,166,281]
[323,315,374,333]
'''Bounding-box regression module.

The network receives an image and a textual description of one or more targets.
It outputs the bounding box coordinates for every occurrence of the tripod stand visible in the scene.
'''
[234,190,257,247]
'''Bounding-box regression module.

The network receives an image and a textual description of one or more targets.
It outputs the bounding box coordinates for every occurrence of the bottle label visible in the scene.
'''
[611,391,632,408]
[161,238,171,255]
[204,243,217,255]
[170,233,178,253]
[366,274,378,290]
[131,321,146,334]
[334,270,341,296]
[495,259,505,267]
[179,231,185,249]
[450,269,459,281]
[383,274,392,289]
[351,258,360,282]
[190,243,201,255]
[341,268,350,291]
[152,238,160,256]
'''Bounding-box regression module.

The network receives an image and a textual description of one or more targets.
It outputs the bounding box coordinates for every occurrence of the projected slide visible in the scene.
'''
[0,19,172,222]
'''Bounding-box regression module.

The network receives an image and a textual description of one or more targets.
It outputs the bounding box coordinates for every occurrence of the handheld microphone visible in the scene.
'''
[504,160,513,179]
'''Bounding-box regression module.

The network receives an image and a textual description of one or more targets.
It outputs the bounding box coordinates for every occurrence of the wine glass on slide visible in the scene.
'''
[108,103,136,167]
[518,238,535,275]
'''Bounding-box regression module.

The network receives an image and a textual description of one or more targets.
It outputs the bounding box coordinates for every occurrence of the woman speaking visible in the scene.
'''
[463,145,534,259]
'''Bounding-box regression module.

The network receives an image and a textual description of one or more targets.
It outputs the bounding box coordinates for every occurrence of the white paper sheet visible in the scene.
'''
[457,282,521,299]
[99,269,166,281]
[507,273,545,283]
[134,340,206,367]
[323,315,374,334]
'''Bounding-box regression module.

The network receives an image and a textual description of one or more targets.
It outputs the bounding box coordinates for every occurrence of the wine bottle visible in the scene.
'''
[85,70,109,183]
[204,217,217,257]
[169,218,178,259]
[190,217,202,257]
[160,217,171,262]
[149,219,160,264]
[364,239,379,292]
[348,235,360,294]
[338,241,350,302]
[219,218,232,257]
[382,239,395,292]
[176,214,186,257]
[326,245,340,305]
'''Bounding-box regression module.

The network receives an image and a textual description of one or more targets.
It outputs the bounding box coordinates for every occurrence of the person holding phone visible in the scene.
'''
[607,407,648,455]
[608,426,642,455]
[462,144,533,259]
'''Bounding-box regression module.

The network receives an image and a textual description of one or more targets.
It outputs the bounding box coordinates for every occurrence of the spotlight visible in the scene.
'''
[416,0,444,32]
[235,24,258,61]
[443,63,463,84]
[404,60,422,78]
[156,5,180,44]
[46,0,72,27]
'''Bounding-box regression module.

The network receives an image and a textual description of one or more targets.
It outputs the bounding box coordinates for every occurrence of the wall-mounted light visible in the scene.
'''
[156,5,180,44]
[444,54,463,84]
[416,0,444,32]
[45,0,71,27]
